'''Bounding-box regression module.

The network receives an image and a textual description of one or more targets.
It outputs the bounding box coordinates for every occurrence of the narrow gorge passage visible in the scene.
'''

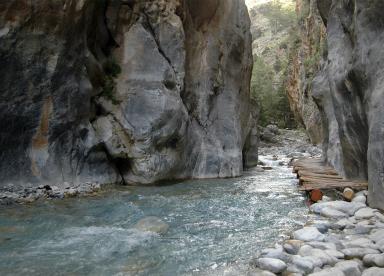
[0,139,310,275]
[2,0,384,275]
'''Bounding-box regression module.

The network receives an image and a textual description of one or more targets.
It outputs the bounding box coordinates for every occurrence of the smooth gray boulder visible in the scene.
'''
[342,248,380,259]
[256,258,287,274]
[355,208,377,220]
[310,201,364,216]
[308,267,344,276]
[335,260,362,276]
[292,255,315,274]
[362,267,384,276]
[363,254,384,267]
[293,227,325,242]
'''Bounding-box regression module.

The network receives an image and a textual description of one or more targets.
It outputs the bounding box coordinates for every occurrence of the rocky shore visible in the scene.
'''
[250,190,384,276]
[0,182,107,205]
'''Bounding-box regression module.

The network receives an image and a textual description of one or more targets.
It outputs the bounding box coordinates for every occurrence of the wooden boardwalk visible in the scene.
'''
[292,158,368,191]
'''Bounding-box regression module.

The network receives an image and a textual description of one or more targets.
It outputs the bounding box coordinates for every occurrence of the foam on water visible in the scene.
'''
[0,155,308,276]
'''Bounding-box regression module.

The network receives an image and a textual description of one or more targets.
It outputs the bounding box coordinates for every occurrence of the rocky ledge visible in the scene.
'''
[250,191,384,276]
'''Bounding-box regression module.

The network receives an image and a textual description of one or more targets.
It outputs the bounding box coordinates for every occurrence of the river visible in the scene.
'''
[0,154,308,276]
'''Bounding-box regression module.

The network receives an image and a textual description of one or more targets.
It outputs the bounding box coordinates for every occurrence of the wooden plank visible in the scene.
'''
[298,171,342,179]
[299,182,368,191]
[292,157,368,192]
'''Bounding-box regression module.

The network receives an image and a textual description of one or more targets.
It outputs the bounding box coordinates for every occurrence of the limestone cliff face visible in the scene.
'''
[289,0,384,209]
[0,0,254,187]
[286,0,325,145]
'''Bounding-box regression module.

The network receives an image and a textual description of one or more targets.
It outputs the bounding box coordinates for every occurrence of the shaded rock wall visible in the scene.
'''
[289,0,384,209]
[0,0,254,187]
[286,0,325,145]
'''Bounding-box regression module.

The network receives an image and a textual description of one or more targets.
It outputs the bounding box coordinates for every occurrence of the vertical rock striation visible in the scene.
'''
[0,0,254,188]
[289,0,384,209]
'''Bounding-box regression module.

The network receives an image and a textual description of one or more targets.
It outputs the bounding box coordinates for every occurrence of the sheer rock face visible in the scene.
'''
[0,0,254,187]
[291,0,384,209]
[286,0,325,145]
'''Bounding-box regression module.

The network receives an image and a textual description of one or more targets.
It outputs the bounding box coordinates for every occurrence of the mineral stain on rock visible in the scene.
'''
[30,97,53,177]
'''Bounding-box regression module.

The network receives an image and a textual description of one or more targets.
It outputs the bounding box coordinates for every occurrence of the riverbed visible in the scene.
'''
[0,155,308,275]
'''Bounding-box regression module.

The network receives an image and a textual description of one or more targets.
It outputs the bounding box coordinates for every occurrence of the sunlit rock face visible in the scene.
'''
[0,0,254,187]
[291,0,384,209]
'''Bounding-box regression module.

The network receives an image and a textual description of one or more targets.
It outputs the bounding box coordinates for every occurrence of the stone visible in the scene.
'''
[363,253,384,267]
[292,255,314,274]
[307,248,338,266]
[341,248,380,259]
[352,195,367,205]
[284,240,304,255]
[310,190,323,203]
[343,238,375,249]
[370,229,384,243]
[324,249,344,259]
[307,241,337,251]
[334,260,362,276]
[298,245,315,257]
[133,217,169,235]
[293,227,325,242]
[374,212,384,223]
[308,267,344,276]
[355,208,377,220]
[310,201,365,216]
[261,247,292,263]
[343,188,355,202]
[248,269,276,276]
[256,258,287,274]
[362,267,384,276]
[320,207,349,219]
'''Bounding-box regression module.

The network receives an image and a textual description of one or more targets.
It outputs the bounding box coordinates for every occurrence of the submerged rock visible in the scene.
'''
[134,217,169,235]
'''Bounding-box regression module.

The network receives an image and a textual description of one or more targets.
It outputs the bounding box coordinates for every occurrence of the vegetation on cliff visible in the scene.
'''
[248,0,297,128]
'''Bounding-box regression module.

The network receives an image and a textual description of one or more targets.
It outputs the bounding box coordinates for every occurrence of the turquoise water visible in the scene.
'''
[0,155,308,275]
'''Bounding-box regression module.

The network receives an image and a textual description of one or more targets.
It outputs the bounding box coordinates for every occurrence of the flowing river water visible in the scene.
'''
[0,155,309,275]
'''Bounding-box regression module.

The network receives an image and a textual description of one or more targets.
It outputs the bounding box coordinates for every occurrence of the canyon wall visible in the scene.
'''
[0,0,255,188]
[289,0,384,209]
[286,0,325,145]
